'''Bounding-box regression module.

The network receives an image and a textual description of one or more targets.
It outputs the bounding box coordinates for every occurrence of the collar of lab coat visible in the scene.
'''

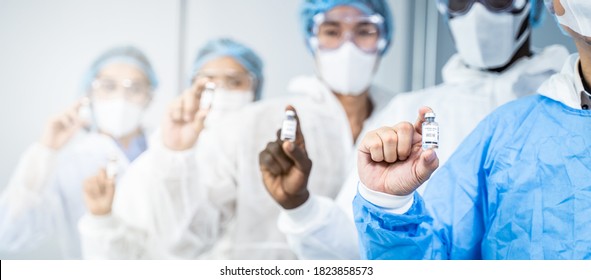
[286,75,393,118]
[441,45,569,86]
[287,75,394,149]
[538,53,588,110]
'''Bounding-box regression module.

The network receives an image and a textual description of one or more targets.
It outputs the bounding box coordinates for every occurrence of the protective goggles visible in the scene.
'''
[193,69,255,91]
[437,0,528,17]
[90,78,151,103]
[310,13,387,54]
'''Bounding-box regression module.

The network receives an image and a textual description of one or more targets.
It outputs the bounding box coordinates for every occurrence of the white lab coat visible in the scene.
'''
[77,75,394,259]
[0,132,132,259]
[277,45,570,259]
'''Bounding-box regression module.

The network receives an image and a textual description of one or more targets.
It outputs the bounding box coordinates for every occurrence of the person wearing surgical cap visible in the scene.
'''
[258,0,569,260]
[354,0,591,259]
[76,0,397,260]
[78,38,268,259]
[0,46,158,259]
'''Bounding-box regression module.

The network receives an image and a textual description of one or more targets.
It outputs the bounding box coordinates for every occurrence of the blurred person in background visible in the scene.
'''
[0,46,158,259]
[263,0,569,260]
[77,0,396,260]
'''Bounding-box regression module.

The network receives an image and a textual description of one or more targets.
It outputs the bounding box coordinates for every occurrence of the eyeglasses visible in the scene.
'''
[437,0,527,17]
[193,70,255,91]
[90,78,151,103]
[311,13,387,54]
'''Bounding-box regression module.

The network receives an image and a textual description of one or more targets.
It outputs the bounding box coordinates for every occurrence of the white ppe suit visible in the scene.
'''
[277,45,569,259]
[77,75,393,259]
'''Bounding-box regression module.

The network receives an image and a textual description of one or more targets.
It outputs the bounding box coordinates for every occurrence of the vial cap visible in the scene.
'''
[285,110,296,117]
[425,112,436,118]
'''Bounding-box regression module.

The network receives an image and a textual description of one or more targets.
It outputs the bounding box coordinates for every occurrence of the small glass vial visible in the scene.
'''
[280,110,297,142]
[199,82,216,110]
[106,155,118,180]
[422,112,439,150]
[78,97,92,123]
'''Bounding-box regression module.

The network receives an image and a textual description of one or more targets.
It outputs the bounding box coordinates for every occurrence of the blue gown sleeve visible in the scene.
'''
[353,115,499,259]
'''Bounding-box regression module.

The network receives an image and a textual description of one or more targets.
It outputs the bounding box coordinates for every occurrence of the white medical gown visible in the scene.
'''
[77,76,393,259]
[277,45,570,259]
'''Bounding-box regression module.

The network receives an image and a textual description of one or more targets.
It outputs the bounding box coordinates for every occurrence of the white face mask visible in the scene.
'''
[556,0,591,37]
[92,98,144,138]
[449,2,530,69]
[205,89,254,127]
[315,42,378,96]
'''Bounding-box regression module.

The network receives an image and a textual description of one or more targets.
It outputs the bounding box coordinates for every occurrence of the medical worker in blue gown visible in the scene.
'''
[0,46,158,259]
[353,0,591,259]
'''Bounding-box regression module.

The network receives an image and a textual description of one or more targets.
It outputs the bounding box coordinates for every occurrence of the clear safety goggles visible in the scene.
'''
[90,78,151,103]
[437,0,527,17]
[193,69,256,91]
[310,13,387,54]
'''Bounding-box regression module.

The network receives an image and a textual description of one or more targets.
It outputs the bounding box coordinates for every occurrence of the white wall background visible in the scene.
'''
[0,0,576,259]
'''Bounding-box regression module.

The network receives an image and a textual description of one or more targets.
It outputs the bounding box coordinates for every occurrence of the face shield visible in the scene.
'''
[309,12,387,54]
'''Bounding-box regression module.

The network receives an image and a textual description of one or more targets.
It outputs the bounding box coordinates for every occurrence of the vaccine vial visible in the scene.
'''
[280,110,297,142]
[78,97,92,123]
[422,112,439,150]
[106,156,118,180]
[199,82,216,110]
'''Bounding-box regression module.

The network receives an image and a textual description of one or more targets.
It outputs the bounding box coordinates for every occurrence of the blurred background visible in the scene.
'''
[0,0,576,259]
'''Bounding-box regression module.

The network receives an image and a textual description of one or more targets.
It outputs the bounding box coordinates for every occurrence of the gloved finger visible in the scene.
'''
[97,168,107,195]
[66,108,84,128]
[182,90,198,122]
[266,141,294,174]
[58,114,73,129]
[414,106,434,135]
[392,122,415,162]
[375,126,398,163]
[83,176,99,199]
[69,99,83,113]
[282,141,312,173]
[169,98,183,122]
[284,105,306,149]
[259,150,283,176]
[105,175,116,199]
[415,149,439,185]
[361,130,385,162]
[193,109,208,132]
[191,78,207,99]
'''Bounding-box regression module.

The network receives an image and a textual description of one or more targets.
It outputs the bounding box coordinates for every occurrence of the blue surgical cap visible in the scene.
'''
[83,46,158,93]
[300,0,394,55]
[436,0,546,28]
[189,38,264,101]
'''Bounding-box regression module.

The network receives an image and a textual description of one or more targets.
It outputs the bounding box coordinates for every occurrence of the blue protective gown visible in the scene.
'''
[354,56,591,259]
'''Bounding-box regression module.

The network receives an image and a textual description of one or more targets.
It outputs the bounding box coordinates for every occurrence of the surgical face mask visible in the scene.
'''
[205,89,254,127]
[555,0,591,37]
[315,41,378,96]
[448,2,530,69]
[92,98,144,138]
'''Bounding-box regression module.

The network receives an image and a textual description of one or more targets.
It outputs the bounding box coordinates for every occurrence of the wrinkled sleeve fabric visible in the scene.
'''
[277,195,360,259]
[0,143,61,251]
[353,117,496,260]
[79,132,223,259]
